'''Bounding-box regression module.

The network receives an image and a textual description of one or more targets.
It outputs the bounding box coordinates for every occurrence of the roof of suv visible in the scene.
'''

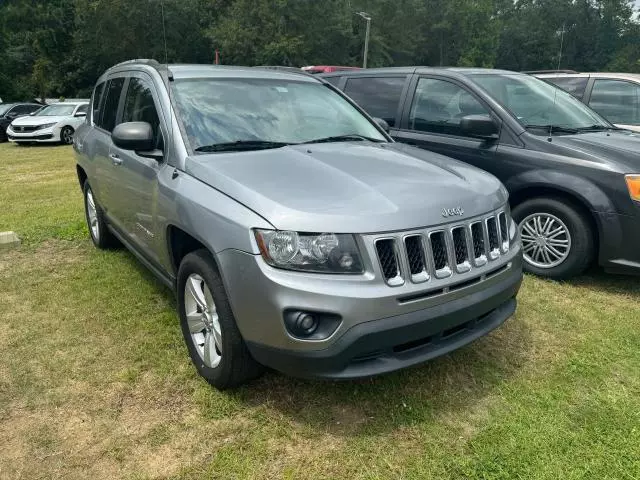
[103,59,318,83]
[320,66,521,77]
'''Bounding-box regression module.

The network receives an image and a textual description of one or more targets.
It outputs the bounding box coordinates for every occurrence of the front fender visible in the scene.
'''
[505,169,616,214]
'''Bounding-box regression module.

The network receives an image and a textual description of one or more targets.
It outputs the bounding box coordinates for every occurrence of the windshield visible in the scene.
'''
[470,74,611,131]
[0,105,12,116]
[37,104,77,116]
[172,78,386,151]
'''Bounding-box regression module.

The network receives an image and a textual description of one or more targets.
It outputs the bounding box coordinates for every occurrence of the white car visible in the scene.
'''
[7,102,89,145]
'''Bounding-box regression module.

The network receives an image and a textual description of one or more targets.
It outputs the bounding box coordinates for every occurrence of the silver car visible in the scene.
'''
[74,60,523,389]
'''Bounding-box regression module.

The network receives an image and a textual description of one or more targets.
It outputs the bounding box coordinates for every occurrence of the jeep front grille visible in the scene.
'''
[373,209,510,286]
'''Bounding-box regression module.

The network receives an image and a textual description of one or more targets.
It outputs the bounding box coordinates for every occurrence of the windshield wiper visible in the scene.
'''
[575,124,621,132]
[194,140,295,153]
[525,124,579,134]
[302,134,385,144]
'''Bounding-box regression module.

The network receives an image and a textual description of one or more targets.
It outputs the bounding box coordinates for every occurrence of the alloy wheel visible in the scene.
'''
[184,273,222,368]
[519,213,572,269]
[86,189,100,241]
[62,128,74,144]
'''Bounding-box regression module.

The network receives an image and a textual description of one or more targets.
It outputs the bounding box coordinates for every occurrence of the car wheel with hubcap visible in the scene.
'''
[61,126,74,145]
[83,181,117,249]
[512,197,594,279]
[177,249,263,389]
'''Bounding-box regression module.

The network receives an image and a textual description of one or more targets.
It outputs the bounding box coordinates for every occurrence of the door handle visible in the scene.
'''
[109,153,122,166]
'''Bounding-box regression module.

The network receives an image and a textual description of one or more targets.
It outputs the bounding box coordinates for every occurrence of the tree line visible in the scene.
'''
[1,0,639,101]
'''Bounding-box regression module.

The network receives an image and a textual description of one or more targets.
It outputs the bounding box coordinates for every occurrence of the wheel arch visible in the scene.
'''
[166,224,223,277]
[76,164,87,190]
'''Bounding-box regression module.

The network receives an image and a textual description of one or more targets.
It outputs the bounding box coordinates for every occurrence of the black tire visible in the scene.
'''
[512,197,595,279]
[177,249,263,389]
[83,180,117,249]
[60,126,74,145]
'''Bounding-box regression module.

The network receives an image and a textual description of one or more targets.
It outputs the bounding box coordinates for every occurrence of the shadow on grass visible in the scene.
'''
[116,246,531,436]
[564,265,640,297]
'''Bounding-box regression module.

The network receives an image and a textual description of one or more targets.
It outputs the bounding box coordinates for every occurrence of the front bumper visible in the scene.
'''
[6,126,58,142]
[596,210,640,275]
[218,244,522,379]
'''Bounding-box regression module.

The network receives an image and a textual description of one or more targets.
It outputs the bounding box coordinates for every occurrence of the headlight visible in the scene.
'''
[254,230,364,273]
[626,175,640,202]
[37,123,57,130]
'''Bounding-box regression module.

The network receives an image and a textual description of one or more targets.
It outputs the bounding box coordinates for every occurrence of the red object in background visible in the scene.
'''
[301,65,360,74]
[214,49,220,65]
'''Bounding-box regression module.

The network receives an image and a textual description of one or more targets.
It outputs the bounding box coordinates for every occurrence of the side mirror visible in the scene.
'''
[112,122,155,152]
[74,112,86,117]
[460,114,499,140]
[373,117,390,133]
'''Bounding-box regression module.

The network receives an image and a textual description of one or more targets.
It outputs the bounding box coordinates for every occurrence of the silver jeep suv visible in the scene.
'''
[74,60,523,389]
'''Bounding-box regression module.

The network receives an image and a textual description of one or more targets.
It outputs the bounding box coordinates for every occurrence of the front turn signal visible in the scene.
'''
[626,175,640,202]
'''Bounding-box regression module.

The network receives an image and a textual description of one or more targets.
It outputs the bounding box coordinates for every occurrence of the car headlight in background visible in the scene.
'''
[254,230,363,273]
[626,175,640,202]
[37,123,57,130]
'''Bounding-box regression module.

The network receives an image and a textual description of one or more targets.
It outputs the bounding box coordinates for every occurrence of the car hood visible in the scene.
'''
[184,142,507,233]
[543,129,640,171]
[11,115,68,126]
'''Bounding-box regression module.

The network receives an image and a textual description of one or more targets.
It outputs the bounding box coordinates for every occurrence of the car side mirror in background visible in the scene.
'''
[74,112,86,117]
[373,117,390,133]
[460,114,499,140]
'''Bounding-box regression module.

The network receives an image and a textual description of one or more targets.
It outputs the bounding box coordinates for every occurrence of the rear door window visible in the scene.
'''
[98,77,125,132]
[589,79,640,126]
[91,82,105,125]
[323,76,342,87]
[545,77,588,99]
[343,76,406,127]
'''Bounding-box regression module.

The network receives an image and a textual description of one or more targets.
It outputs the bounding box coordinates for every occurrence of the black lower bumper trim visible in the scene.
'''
[247,266,522,379]
[8,133,53,141]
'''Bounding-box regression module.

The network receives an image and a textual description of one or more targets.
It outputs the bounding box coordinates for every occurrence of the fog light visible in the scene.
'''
[295,313,318,335]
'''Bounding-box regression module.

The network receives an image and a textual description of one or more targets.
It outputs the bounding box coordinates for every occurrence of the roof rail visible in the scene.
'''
[109,59,162,70]
[523,69,579,74]
[253,65,317,78]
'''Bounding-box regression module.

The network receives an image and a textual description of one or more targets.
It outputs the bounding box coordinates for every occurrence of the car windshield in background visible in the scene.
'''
[0,104,13,116]
[37,104,77,116]
[172,78,386,152]
[470,74,611,132]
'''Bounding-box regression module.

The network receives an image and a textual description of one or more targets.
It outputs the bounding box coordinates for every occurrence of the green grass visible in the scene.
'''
[1,141,639,479]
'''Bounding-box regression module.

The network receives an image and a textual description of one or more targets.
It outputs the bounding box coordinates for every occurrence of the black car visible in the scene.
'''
[0,103,42,142]
[322,68,640,278]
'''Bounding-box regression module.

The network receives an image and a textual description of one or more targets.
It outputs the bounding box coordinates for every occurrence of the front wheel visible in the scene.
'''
[60,126,74,145]
[83,181,117,249]
[513,197,595,279]
[177,250,263,389]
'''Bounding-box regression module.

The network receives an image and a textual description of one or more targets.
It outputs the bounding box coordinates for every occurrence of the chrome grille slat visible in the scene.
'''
[404,235,430,283]
[373,208,511,286]
[452,227,471,273]
[375,239,404,286]
[429,231,452,279]
[486,216,500,260]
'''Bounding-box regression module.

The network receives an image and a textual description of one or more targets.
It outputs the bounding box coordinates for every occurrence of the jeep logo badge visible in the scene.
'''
[442,207,464,217]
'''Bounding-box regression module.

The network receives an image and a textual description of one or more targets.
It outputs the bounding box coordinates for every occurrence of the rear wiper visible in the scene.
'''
[195,140,295,153]
[525,124,579,134]
[302,134,385,144]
